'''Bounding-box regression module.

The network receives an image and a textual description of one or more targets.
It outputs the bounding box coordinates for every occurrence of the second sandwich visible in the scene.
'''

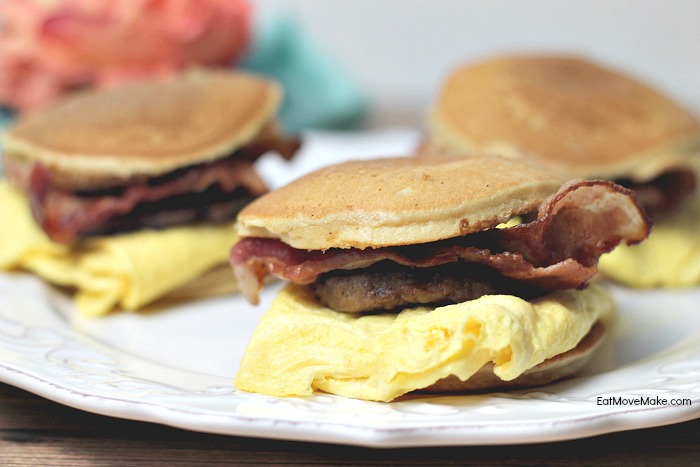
[423,55,700,287]
[0,70,298,315]
[231,154,650,401]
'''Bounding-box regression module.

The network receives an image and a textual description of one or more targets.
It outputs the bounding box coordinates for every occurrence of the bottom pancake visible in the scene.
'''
[422,321,605,393]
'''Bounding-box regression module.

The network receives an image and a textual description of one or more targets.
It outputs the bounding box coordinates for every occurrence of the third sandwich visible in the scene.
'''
[230,154,650,402]
[2,69,298,244]
[424,54,700,287]
[0,70,299,315]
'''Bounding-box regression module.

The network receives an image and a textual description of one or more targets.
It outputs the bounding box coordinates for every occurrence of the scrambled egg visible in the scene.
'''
[0,180,237,316]
[235,283,613,402]
[599,192,700,287]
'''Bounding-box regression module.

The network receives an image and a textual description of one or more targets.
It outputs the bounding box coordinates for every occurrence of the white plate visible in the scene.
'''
[1,130,699,447]
[1,272,699,447]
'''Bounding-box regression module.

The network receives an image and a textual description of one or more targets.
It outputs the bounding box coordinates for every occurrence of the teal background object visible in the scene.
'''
[0,108,12,175]
[241,14,368,134]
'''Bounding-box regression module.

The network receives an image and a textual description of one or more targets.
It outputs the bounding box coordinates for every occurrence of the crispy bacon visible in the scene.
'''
[28,156,267,244]
[614,169,696,219]
[231,180,651,304]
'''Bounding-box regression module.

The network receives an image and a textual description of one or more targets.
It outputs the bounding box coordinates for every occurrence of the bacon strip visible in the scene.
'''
[614,169,696,219]
[27,156,267,244]
[230,180,651,304]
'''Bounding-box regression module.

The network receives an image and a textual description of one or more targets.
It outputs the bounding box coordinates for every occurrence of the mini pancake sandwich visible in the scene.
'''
[2,69,299,244]
[230,154,650,402]
[0,70,299,315]
[423,54,700,287]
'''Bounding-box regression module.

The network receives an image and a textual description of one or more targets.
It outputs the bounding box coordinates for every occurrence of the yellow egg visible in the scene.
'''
[0,180,237,316]
[599,192,700,287]
[234,283,613,402]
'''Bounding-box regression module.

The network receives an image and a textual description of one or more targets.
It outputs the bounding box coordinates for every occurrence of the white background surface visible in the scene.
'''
[253,0,700,124]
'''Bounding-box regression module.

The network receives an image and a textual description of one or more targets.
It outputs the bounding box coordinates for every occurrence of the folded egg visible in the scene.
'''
[0,181,237,316]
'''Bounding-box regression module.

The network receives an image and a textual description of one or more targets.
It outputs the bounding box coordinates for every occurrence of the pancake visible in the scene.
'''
[2,69,291,191]
[423,321,605,393]
[236,154,567,250]
[425,54,700,182]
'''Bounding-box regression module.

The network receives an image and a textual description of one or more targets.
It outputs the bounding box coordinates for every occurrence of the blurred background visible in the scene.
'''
[252,0,700,127]
[1,0,698,132]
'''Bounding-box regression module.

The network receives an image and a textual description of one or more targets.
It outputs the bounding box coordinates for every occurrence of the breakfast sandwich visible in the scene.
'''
[0,70,299,315]
[422,54,700,287]
[230,154,650,402]
[2,69,298,243]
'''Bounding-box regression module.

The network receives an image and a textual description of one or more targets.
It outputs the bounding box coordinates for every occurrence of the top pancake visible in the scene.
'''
[236,154,566,250]
[2,70,282,190]
[426,55,700,181]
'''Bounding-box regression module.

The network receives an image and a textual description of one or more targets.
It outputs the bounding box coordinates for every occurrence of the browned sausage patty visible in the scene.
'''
[312,262,541,313]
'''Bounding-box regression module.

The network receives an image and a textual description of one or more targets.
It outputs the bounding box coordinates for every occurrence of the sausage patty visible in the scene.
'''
[312,262,540,314]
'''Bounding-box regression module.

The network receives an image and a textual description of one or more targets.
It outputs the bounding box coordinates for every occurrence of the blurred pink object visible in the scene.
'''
[0,0,252,111]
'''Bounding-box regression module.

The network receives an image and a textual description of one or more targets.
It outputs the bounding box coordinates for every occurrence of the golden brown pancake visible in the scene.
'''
[236,154,569,250]
[425,55,700,182]
[2,69,288,191]
[423,321,605,393]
